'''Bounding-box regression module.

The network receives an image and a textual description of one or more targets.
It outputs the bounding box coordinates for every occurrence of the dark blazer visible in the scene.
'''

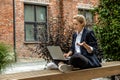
[70,28,101,68]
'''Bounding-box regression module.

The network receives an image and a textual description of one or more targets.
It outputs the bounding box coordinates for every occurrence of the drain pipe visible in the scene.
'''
[13,0,17,62]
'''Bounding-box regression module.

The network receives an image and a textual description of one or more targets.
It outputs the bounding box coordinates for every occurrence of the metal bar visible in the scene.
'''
[13,0,17,62]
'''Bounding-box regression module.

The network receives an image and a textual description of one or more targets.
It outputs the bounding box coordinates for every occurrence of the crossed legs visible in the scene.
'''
[53,54,90,72]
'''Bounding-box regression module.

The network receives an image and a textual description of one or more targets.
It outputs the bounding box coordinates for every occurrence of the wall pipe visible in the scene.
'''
[13,0,17,62]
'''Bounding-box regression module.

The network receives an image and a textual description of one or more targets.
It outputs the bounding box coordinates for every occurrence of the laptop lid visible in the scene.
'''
[47,46,67,60]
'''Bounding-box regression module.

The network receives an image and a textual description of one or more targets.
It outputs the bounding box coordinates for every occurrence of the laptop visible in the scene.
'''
[47,46,69,60]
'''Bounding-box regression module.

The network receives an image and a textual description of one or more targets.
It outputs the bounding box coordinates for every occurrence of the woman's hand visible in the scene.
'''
[77,41,86,46]
[63,51,73,58]
[63,53,70,58]
[77,41,93,53]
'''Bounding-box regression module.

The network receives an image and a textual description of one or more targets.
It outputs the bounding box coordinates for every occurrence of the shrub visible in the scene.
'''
[93,0,120,61]
[0,43,14,73]
[27,16,74,62]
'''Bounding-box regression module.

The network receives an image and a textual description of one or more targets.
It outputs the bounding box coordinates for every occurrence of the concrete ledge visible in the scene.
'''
[0,62,120,80]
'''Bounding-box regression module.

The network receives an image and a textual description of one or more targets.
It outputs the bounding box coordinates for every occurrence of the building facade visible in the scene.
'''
[0,0,99,61]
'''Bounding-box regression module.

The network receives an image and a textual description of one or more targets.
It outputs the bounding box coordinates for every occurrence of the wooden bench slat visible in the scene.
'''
[0,62,120,80]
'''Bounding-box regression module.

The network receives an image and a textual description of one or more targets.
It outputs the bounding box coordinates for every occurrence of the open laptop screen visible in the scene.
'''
[47,46,67,60]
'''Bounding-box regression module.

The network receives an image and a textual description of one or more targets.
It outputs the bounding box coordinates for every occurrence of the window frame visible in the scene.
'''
[78,9,94,27]
[24,4,48,43]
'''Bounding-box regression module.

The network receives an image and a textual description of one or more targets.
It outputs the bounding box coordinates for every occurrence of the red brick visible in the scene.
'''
[0,0,99,59]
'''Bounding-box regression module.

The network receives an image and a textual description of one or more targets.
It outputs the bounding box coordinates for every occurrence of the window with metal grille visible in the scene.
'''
[78,9,93,27]
[24,4,47,42]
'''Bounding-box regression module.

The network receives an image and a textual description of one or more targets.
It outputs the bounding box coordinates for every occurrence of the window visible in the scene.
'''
[24,4,47,42]
[78,9,93,27]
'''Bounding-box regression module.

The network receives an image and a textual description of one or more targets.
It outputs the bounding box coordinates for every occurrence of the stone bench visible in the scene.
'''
[0,61,120,80]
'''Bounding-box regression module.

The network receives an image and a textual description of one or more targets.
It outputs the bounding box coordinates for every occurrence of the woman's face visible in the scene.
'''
[73,19,83,32]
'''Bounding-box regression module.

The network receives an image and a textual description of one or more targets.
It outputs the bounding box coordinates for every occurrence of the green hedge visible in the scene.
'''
[93,0,120,61]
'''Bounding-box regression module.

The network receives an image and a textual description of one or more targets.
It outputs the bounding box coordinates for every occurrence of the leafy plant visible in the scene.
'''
[0,43,14,73]
[27,16,74,62]
[48,16,74,53]
[93,0,120,61]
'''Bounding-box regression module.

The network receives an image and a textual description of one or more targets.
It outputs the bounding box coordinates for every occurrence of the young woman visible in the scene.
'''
[47,15,101,72]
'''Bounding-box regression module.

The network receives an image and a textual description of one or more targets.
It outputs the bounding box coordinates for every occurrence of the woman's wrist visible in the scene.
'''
[68,51,72,56]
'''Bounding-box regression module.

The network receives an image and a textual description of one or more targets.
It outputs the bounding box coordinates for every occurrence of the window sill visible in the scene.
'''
[24,41,42,44]
[24,41,48,44]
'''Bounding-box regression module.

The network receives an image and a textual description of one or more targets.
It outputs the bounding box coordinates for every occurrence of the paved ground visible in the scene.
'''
[2,60,47,74]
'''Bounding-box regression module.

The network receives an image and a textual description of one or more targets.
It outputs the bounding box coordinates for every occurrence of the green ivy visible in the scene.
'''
[93,0,120,61]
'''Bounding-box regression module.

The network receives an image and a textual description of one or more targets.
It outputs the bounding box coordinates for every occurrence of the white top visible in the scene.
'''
[75,29,93,54]
[75,29,83,53]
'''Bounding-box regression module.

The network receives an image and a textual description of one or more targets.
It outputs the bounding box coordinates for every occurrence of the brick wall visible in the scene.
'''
[15,0,26,58]
[0,0,99,60]
[62,0,99,25]
[0,0,13,46]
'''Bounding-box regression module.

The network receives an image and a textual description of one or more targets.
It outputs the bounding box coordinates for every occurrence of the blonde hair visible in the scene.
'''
[73,15,86,26]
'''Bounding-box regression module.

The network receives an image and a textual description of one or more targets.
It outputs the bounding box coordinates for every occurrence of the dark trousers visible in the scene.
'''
[53,54,90,69]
